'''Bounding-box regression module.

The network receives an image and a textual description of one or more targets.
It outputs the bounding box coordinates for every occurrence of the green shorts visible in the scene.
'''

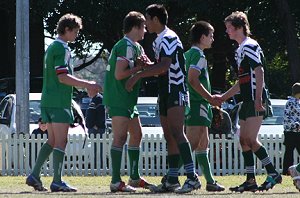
[239,101,265,121]
[158,88,189,116]
[185,101,212,127]
[107,106,139,119]
[41,107,74,124]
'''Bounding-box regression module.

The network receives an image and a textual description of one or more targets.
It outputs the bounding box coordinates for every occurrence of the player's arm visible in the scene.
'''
[254,65,264,101]
[188,68,213,102]
[115,59,142,80]
[58,73,101,91]
[135,57,171,78]
[254,65,265,111]
[125,57,171,91]
[221,82,240,101]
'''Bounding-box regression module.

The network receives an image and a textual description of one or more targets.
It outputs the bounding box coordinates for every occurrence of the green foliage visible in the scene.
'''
[2,0,300,97]
[266,53,293,98]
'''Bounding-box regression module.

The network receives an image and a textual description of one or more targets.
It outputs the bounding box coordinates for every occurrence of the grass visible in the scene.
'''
[0,175,299,197]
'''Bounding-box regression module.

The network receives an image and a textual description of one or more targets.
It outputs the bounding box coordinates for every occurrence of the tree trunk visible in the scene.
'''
[274,0,300,83]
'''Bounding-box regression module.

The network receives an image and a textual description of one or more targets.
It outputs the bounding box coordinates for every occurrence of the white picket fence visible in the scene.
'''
[0,133,299,176]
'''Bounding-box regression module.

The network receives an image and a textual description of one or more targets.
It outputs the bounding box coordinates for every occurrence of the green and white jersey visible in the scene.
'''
[153,27,187,94]
[103,36,144,109]
[185,46,211,102]
[236,37,266,102]
[41,38,73,108]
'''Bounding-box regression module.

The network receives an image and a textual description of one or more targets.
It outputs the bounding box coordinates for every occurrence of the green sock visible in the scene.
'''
[195,150,214,184]
[242,150,255,180]
[178,142,195,179]
[128,146,140,180]
[31,142,52,178]
[254,146,277,174]
[111,146,123,183]
[52,148,65,183]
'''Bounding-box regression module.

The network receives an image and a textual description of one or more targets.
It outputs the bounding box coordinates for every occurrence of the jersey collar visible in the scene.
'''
[191,46,204,56]
[124,36,137,47]
[157,26,169,39]
[55,37,68,48]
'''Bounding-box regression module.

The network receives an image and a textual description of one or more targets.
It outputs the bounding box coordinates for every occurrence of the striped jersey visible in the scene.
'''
[153,27,187,94]
[41,38,73,108]
[235,37,266,102]
[185,46,211,102]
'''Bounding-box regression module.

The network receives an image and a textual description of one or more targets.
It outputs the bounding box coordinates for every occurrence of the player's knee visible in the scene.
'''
[239,136,251,147]
[113,133,128,146]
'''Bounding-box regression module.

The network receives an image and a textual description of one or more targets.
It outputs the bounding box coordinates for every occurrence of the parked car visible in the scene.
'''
[0,93,91,168]
[136,97,163,137]
[229,99,287,136]
[0,93,88,137]
[106,97,163,137]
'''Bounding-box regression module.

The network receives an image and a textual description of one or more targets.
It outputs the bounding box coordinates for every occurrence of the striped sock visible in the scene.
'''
[242,150,255,180]
[167,154,180,184]
[254,146,277,174]
[178,142,196,179]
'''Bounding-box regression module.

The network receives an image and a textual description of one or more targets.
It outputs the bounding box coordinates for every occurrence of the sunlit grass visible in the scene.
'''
[0,175,299,197]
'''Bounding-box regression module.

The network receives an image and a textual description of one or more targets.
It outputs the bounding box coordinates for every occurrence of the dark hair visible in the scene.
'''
[123,11,145,34]
[145,4,168,25]
[56,13,82,35]
[190,21,214,44]
[38,117,45,124]
[224,11,251,36]
[292,82,300,96]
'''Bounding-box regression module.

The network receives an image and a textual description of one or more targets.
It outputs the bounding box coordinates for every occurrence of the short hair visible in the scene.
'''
[292,82,300,96]
[145,4,168,25]
[56,13,82,35]
[224,11,251,36]
[190,21,214,44]
[123,11,146,34]
[38,117,45,124]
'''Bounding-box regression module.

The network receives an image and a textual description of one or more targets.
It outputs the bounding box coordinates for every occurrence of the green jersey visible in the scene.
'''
[41,39,73,108]
[185,46,211,102]
[103,36,144,109]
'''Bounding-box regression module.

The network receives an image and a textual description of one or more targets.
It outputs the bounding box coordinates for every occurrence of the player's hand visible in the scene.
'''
[136,54,154,69]
[255,99,265,112]
[210,95,223,106]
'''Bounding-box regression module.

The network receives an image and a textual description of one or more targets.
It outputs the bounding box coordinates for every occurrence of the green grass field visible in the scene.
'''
[0,175,299,197]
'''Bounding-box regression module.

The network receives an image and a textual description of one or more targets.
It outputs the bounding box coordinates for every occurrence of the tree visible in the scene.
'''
[274,0,300,83]
[1,0,300,97]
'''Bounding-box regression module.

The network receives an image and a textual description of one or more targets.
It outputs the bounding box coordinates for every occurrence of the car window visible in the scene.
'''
[262,105,284,125]
[0,98,9,118]
[272,106,284,117]
[29,100,41,123]
[137,104,161,127]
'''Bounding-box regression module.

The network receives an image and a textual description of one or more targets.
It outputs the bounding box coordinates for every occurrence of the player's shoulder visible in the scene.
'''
[47,40,65,54]
[243,37,260,49]
[161,28,179,42]
[186,47,204,58]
